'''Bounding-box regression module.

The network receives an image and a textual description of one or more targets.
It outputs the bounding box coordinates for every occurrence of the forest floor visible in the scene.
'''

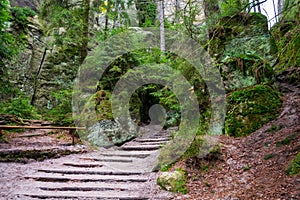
[174,82,300,199]
[0,80,299,199]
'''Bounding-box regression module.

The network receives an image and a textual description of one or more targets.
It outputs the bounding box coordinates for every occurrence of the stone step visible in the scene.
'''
[121,145,161,151]
[19,132,48,138]
[98,151,152,158]
[19,190,149,199]
[63,162,103,168]
[37,168,142,175]
[30,181,146,191]
[134,138,170,143]
[26,174,148,183]
[136,141,168,146]
[39,185,130,192]
[81,157,133,163]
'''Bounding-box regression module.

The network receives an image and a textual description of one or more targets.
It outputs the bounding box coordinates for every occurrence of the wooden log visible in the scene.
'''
[0,125,86,130]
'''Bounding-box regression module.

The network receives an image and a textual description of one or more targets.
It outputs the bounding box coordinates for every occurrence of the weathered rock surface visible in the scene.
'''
[209,13,273,91]
[87,119,136,147]
[270,20,300,73]
[225,85,282,137]
[9,0,42,11]
[157,169,187,193]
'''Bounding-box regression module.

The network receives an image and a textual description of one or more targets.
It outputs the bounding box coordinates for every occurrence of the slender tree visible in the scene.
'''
[81,0,90,63]
[256,0,262,13]
[174,0,181,24]
[272,0,278,22]
[277,0,284,15]
[158,0,165,52]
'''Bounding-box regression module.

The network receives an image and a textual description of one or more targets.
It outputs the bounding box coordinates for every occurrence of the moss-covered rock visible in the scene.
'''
[209,13,273,91]
[225,85,282,137]
[209,13,269,60]
[157,168,188,194]
[270,21,300,73]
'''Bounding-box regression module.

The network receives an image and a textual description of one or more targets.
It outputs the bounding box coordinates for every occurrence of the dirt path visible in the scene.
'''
[175,83,300,199]
[1,80,299,199]
[0,126,173,199]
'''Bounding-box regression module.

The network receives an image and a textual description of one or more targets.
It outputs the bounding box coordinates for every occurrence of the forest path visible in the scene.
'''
[0,126,174,199]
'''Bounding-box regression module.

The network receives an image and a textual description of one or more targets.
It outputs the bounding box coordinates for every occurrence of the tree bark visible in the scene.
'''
[272,0,278,22]
[158,0,165,52]
[80,0,90,64]
[277,0,284,15]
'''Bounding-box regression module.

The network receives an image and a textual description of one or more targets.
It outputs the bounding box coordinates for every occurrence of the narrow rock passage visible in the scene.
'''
[1,126,174,200]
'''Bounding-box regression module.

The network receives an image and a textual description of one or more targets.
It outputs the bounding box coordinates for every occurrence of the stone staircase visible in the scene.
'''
[16,127,174,200]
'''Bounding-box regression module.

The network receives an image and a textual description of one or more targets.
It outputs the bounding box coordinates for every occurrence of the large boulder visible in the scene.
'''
[209,13,273,91]
[209,13,269,60]
[270,20,300,73]
[225,85,282,137]
[87,119,136,147]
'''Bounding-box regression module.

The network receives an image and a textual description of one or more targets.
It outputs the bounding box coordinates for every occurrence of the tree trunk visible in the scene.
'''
[277,0,284,17]
[203,0,220,18]
[158,0,165,52]
[272,0,278,22]
[174,0,181,24]
[80,0,90,64]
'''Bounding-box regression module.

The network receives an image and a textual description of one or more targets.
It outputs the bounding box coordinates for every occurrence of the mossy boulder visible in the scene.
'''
[209,13,273,91]
[225,85,282,137]
[270,21,300,73]
[209,13,269,60]
[157,169,188,194]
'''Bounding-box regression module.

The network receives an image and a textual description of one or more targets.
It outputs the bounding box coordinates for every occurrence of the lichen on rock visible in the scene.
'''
[157,169,188,194]
[87,119,136,147]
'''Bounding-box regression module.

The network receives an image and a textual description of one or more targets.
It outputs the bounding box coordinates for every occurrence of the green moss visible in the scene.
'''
[243,165,251,171]
[157,168,188,194]
[183,136,205,159]
[276,134,296,147]
[95,90,113,121]
[0,95,40,120]
[270,21,300,72]
[209,13,269,60]
[264,153,276,160]
[222,54,274,91]
[286,152,300,175]
[225,85,282,137]
[267,124,284,133]
[265,142,271,147]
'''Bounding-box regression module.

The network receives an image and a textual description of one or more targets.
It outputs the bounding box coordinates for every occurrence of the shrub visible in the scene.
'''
[0,96,40,120]
[43,90,74,125]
